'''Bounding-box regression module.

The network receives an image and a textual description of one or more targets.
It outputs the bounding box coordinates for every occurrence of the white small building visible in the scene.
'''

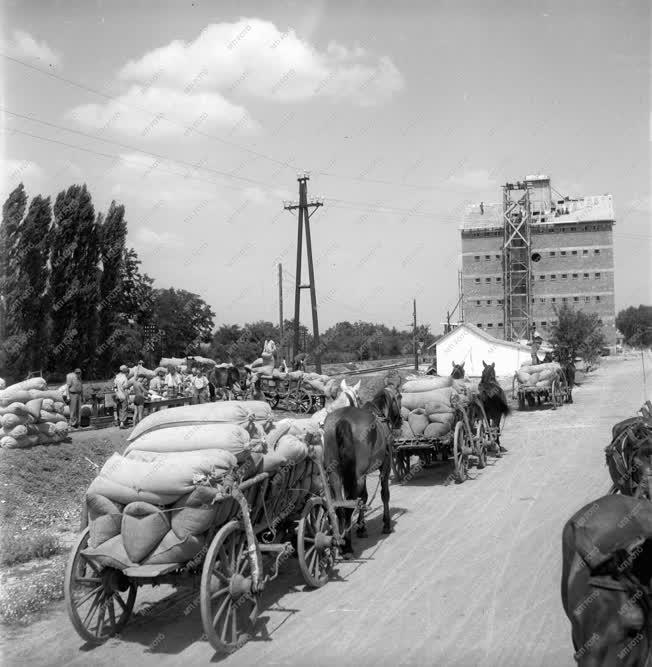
[431,323,532,377]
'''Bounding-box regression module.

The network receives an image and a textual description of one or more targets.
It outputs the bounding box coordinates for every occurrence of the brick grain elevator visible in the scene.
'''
[460,175,617,344]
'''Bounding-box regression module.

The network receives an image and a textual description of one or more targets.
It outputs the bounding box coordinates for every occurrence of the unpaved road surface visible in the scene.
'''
[2,356,649,667]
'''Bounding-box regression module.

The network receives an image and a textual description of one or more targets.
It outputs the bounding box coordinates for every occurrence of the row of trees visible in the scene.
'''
[616,305,652,347]
[0,183,215,381]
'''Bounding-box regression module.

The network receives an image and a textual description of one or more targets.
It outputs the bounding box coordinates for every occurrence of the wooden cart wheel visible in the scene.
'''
[297,498,336,588]
[474,421,488,469]
[453,421,469,483]
[550,380,561,410]
[289,388,313,414]
[391,446,409,482]
[200,521,259,654]
[65,528,137,644]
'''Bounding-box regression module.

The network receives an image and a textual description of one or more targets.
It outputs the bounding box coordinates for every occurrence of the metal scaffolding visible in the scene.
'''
[502,181,533,341]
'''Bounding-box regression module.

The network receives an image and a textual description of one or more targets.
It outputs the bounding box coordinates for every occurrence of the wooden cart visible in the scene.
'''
[256,374,325,414]
[64,446,361,654]
[512,371,569,410]
[391,398,499,484]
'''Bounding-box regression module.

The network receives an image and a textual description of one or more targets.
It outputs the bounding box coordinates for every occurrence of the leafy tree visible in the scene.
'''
[550,304,606,365]
[50,184,100,373]
[616,305,652,347]
[0,184,29,380]
[9,195,52,376]
[151,287,215,358]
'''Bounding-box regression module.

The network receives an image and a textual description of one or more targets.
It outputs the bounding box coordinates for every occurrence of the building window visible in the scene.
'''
[549,251,556,257]
[573,296,579,302]
[583,273,589,279]
[498,299,504,305]
[540,297,546,303]
[582,249,588,255]
[487,323,493,328]
[484,255,491,261]
[495,254,501,260]
[561,250,567,256]
[596,296,601,302]
[584,296,590,302]
[570,227,576,231]
[496,276,502,283]
[572,273,578,280]
[561,273,568,279]
[551,297,557,303]
[487,300,492,305]
[474,255,480,261]
[571,250,578,255]
[595,272,601,279]
[551,320,557,326]
[541,321,547,326]
[475,278,480,284]
[476,300,481,306]
[540,275,545,281]
[498,322,503,328]
[551,274,557,281]
[562,297,568,303]
[594,249,601,255]
[485,277,491,283]
[477,323,483,328]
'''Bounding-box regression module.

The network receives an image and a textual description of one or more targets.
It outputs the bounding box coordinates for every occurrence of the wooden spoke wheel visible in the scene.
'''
[297,498,337,588]
[473,420,488,469]
[550,380,562,410]
[391,447,409,482]
[289,388,314,414]
[453,421,471,483]
[65,528,137,644]
[200,521,259,654]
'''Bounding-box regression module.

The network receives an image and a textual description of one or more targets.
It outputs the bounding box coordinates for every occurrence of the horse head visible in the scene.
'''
[451,361,466,379]
[339,378,362,408]
[481,360,497,384]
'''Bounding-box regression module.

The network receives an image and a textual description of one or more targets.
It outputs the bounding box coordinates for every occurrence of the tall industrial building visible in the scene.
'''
[460,175,617,344]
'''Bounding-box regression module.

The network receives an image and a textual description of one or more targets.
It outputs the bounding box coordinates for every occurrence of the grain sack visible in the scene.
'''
[41,398,55,413]
[262,452,287,473]
[87,493,124,548]
[28,389,65,401]
[53,421,69,436]
[128,401,272,443]
[0,377,46,399]
[35,422,57,436]
[40,410,67,423]
[1,434,40,448]
[141,530,205,566]
[24,398,43,419]
[401,387,455,412]
[82,534,135,571]
[535,380,551,388]
[0,435,18,448]
[424,422,451,438]
[0,390,32,407]
[400,406,410,420]
[538,369,554,381]
[526,375,540,387]
[428,412,456,427]
[424,400,455,416]
[407,409,429,436]
[1,413,30,429]
[0,402,29,417]
[130,365,156,380]
[171,486,219,539]
[3,424,28,438]
[124,423,250,456]
[266,420,293,449]
[159,357,185,369]
[121,501,171,563]
[516,371,531,385]
[400,421,416,438]
[275,434,308,463]
[519,362,561,375]
[401,376,453,393]
[288,370,304,380]
[86,475,183,507]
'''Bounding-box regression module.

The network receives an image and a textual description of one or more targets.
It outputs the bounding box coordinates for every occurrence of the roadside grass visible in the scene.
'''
[0,430,129,625]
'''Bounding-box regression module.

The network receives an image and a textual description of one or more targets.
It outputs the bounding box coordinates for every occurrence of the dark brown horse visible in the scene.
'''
[322,384,402,556]
[451,361,466,379]
[208,365,246,400]
[478,361,510,450]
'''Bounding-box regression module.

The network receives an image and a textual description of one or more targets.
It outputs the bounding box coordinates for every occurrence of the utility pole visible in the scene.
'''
[278,263,284,360]
[284,174,324,373]
[413,298,418,371]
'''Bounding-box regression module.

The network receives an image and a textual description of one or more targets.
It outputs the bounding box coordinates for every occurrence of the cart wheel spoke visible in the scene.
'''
[210,587,230,601]
[76,584,104,608]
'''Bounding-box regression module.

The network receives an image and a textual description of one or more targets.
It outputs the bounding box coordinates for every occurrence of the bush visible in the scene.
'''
[0,531,63,567]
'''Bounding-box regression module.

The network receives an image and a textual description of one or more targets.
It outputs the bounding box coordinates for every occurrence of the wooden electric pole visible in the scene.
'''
[413,298,418,371]
[284,174,324,373]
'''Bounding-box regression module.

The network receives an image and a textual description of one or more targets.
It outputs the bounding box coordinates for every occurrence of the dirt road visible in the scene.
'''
[3,356,649,667]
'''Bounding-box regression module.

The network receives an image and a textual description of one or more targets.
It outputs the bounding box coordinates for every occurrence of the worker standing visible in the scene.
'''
[113,364,130,429]
[67,367,83,429]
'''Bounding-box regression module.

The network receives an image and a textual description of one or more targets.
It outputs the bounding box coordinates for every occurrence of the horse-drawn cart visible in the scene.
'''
[256,374,326,414]
[512,362,570,411]
[64,443,361,654]
[392,397,499,484]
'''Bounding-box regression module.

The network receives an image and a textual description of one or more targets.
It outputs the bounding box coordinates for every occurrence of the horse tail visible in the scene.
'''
[335,418,358,500]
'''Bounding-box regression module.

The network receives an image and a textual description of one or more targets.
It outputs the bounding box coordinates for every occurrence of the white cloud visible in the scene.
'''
[448,168,496,191]
[4,29,61,67]
[67,84,259,137]
[134,227,180,246]
[117,18,403,106]
[1,158,42,195]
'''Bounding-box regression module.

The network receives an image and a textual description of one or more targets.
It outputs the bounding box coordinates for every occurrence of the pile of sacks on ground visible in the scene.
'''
[83,400,324,570]
[398,375,473,440]
[0,378,70,449]
[515,361,562,388]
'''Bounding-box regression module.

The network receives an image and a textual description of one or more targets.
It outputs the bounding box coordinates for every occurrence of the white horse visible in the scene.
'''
[312,378,362,427]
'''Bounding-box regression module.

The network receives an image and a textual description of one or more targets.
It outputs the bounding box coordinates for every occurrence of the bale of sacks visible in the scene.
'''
[159,357,186,369]
[515,361,561,388]
[401,386,456,412]
[130,364,156,380]
[0,379,70,448]
[400,384,457,440]
[128,400,272,443]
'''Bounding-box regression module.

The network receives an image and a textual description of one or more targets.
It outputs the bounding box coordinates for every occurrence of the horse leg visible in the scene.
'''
[380,460,392,534]
[328,467,354,558]
[356,480,368,538]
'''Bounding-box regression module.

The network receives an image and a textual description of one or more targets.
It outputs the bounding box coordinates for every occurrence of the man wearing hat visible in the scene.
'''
[66,367,83,428]
[113,364,130,429]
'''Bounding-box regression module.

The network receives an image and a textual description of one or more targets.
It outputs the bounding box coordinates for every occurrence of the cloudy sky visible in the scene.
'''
[1,0,649,333]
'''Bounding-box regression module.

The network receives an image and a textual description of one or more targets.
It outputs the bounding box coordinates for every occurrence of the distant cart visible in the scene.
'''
[512,371,569,410]
[256,374,326,414]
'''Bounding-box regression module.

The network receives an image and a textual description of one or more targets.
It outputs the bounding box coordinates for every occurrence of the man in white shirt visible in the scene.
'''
[113,364,130,428]
[165,365,181,398]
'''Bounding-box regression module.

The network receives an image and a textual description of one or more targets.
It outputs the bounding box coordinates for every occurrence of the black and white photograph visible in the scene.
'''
[0,1,650,665]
